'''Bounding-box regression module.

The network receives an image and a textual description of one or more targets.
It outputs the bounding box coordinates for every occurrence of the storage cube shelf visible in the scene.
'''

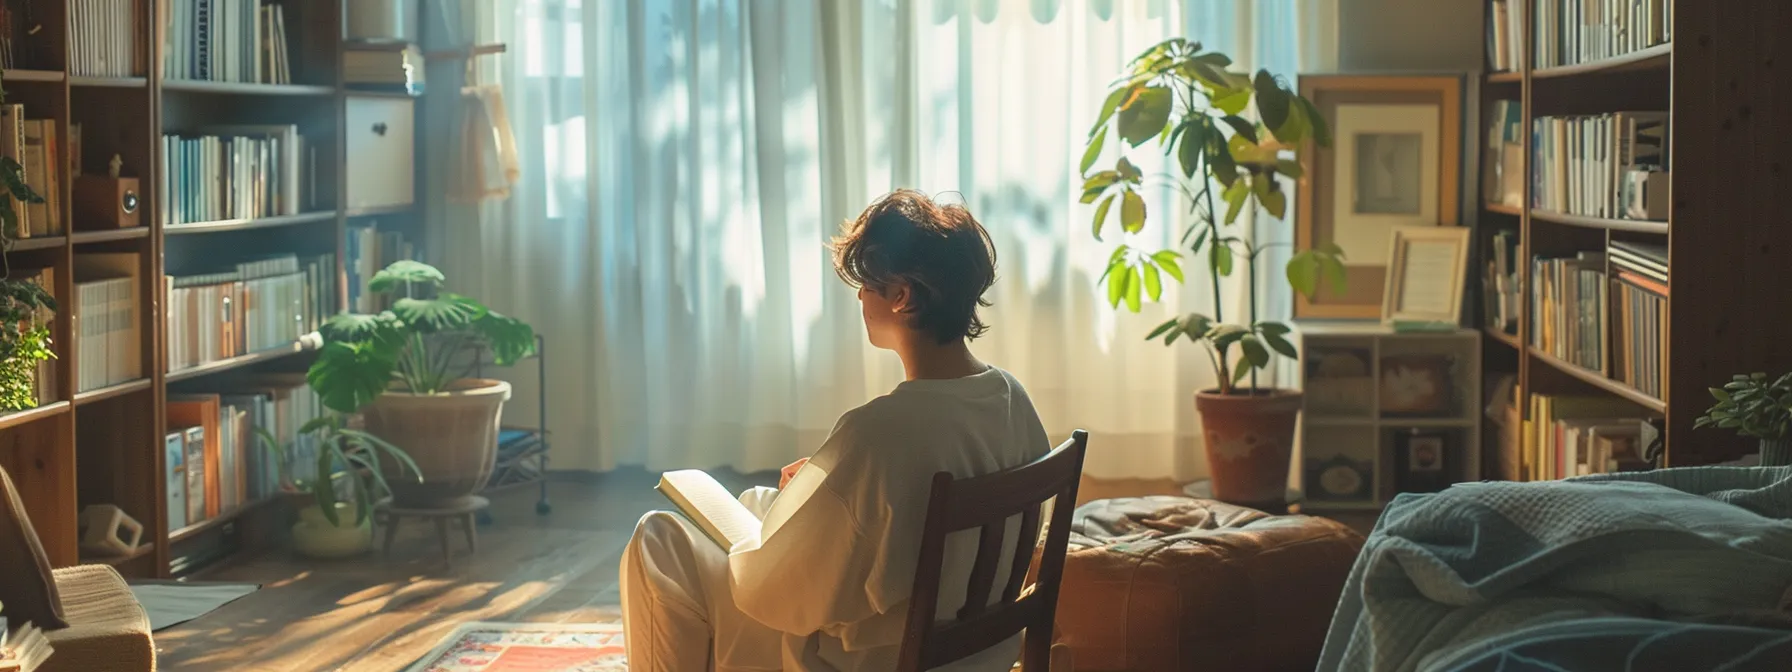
[1296,324,1482,510]
[0,0,420,577]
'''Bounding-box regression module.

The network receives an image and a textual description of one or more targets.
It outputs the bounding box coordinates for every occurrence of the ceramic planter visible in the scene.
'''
[360,379,511,508]
[292,502,372,558]
[1194,389,1303,508]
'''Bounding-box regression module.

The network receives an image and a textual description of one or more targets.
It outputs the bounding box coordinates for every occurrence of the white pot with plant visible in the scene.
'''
[258,416,421,558]
[1696,372,1792,466]
[307,261,535,508]
[1078,38,1345,507]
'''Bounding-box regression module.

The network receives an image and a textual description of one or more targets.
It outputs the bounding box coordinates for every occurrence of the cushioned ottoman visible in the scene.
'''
[1050,496,1363,671]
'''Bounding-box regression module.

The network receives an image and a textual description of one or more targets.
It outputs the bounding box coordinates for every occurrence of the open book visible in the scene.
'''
[656,470,763,549]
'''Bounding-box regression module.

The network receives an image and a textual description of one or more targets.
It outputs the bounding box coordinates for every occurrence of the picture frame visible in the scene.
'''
[1294,74,1463,319]
[1381,225,1470,325]
[1394,429,1452,494]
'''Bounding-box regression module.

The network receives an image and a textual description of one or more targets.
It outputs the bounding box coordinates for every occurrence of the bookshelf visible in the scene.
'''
[0,0,421,577]
[1476,0,1791,474]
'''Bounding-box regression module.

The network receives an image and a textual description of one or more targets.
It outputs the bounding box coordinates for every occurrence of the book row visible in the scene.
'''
[1482,230,1520,336]
[1533,0,1674,70]
[1527,241,1668,400]
[161,127,312,226]
[71,0,141,78]
[1520,391,1659,482]
[1532,253,1607,372]
[165,378,323,537]
[347,224,418,313]
[0,104,67,238]
[163,0,297,84]
[1532,112,1668,221]
[1486,0,1524,72]
[165,253,336,372]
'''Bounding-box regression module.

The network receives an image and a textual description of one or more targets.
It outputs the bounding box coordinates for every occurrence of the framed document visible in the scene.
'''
[1294,74,1463,319]
[1381,225,1470,325]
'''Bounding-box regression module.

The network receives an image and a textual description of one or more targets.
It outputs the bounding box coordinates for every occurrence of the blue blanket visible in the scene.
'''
[1317,466,1792,671]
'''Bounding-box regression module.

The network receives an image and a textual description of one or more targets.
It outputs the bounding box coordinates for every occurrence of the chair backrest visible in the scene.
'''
[896,430,1088,671]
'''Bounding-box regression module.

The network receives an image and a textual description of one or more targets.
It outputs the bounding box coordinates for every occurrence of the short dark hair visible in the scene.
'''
[832,190,998,344]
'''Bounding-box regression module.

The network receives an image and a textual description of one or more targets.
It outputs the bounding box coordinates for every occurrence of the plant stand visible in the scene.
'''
[376,496,489,567]
[467,334,552,524]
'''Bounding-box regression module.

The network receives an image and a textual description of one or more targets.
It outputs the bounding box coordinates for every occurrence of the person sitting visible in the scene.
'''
[619,189,1052,671]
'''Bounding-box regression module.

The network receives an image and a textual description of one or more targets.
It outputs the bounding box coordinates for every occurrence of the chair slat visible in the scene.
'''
[1002,504,1041,603]
[957,522,1006,620]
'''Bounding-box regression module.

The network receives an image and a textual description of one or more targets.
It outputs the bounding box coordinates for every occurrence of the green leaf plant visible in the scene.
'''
[255,415,424,527]
[0,67,55,412]
[1081,38,1346,395]
[308,260,536,414]
[1695,372,1792,442]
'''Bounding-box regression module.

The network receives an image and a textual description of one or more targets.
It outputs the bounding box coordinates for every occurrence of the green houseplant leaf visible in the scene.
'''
[307,340,402,414]
[392,293,487,333]
[1116,86,1173,147]
[368,260,447,293]
[473,311,536,366]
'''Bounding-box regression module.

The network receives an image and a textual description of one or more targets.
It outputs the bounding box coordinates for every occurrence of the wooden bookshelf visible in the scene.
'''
[1476,0,1792,471]
[0,0,421,575]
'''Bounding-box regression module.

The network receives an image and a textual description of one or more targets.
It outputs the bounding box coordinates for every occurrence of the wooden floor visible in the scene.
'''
[155,471,1378,671]
[154,469,775,672]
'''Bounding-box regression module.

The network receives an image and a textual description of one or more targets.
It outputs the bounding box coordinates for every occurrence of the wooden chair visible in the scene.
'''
[897,430,1088,671]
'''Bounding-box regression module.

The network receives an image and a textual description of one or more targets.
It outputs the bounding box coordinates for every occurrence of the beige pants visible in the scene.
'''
[621,486,786,671]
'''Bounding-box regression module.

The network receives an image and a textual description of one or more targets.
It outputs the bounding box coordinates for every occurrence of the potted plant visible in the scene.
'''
[1079,39,1344,506]
[1696,372,1792,466]
[256,416,421,558]
[307,260,535,507]
[0,68,55,412]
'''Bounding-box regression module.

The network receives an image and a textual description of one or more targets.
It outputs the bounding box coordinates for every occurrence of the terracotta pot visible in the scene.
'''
[361,379,511,508]
[1195,389,1303,507]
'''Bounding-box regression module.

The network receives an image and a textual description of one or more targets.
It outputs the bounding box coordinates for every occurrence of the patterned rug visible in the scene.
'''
[406,621,626,672]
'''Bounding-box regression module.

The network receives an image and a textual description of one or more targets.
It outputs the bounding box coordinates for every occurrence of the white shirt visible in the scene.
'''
[729,366,1052,671]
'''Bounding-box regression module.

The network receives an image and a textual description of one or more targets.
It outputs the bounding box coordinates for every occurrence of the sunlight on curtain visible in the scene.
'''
[444,0,1338,479]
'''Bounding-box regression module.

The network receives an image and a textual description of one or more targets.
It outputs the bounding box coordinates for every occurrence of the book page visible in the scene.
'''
[657,470,762,549]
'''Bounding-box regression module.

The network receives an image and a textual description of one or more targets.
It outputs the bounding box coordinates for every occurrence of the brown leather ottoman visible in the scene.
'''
[1050,496,1363,671]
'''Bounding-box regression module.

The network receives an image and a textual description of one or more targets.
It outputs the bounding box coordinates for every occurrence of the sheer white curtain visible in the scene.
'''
[432,0,1337,479]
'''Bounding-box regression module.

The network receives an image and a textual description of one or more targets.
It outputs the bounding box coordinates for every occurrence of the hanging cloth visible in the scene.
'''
[449,82,521,203]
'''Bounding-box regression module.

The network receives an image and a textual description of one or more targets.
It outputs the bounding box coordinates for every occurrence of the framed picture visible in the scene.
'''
[1394,429,1451,494]
[1295,75,1463,319]
[1381,225,1470,325]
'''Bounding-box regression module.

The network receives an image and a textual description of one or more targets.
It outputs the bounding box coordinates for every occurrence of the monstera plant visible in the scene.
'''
[0,67,55,412]
[1079,38,1343,505]
[308,260,535,508]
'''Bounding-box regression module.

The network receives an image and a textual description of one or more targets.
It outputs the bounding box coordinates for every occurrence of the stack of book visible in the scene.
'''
[70,0,138,77]
[1525,393,1659,480]
[164,253,336,371]
[1486,0,1524,72]
[1533,0,1674,69]
[161,125,307,225]
[343,43,424,94]
[1482,230,1520,335]
[163,0,295,84]
[74,254,143,393]
[1482,100,1524,208]
[1531,111,1668,221]
[1531,251,1606,372]
[1610,241,1667,398]
[0,105,65,238]
[347,224,418,313]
